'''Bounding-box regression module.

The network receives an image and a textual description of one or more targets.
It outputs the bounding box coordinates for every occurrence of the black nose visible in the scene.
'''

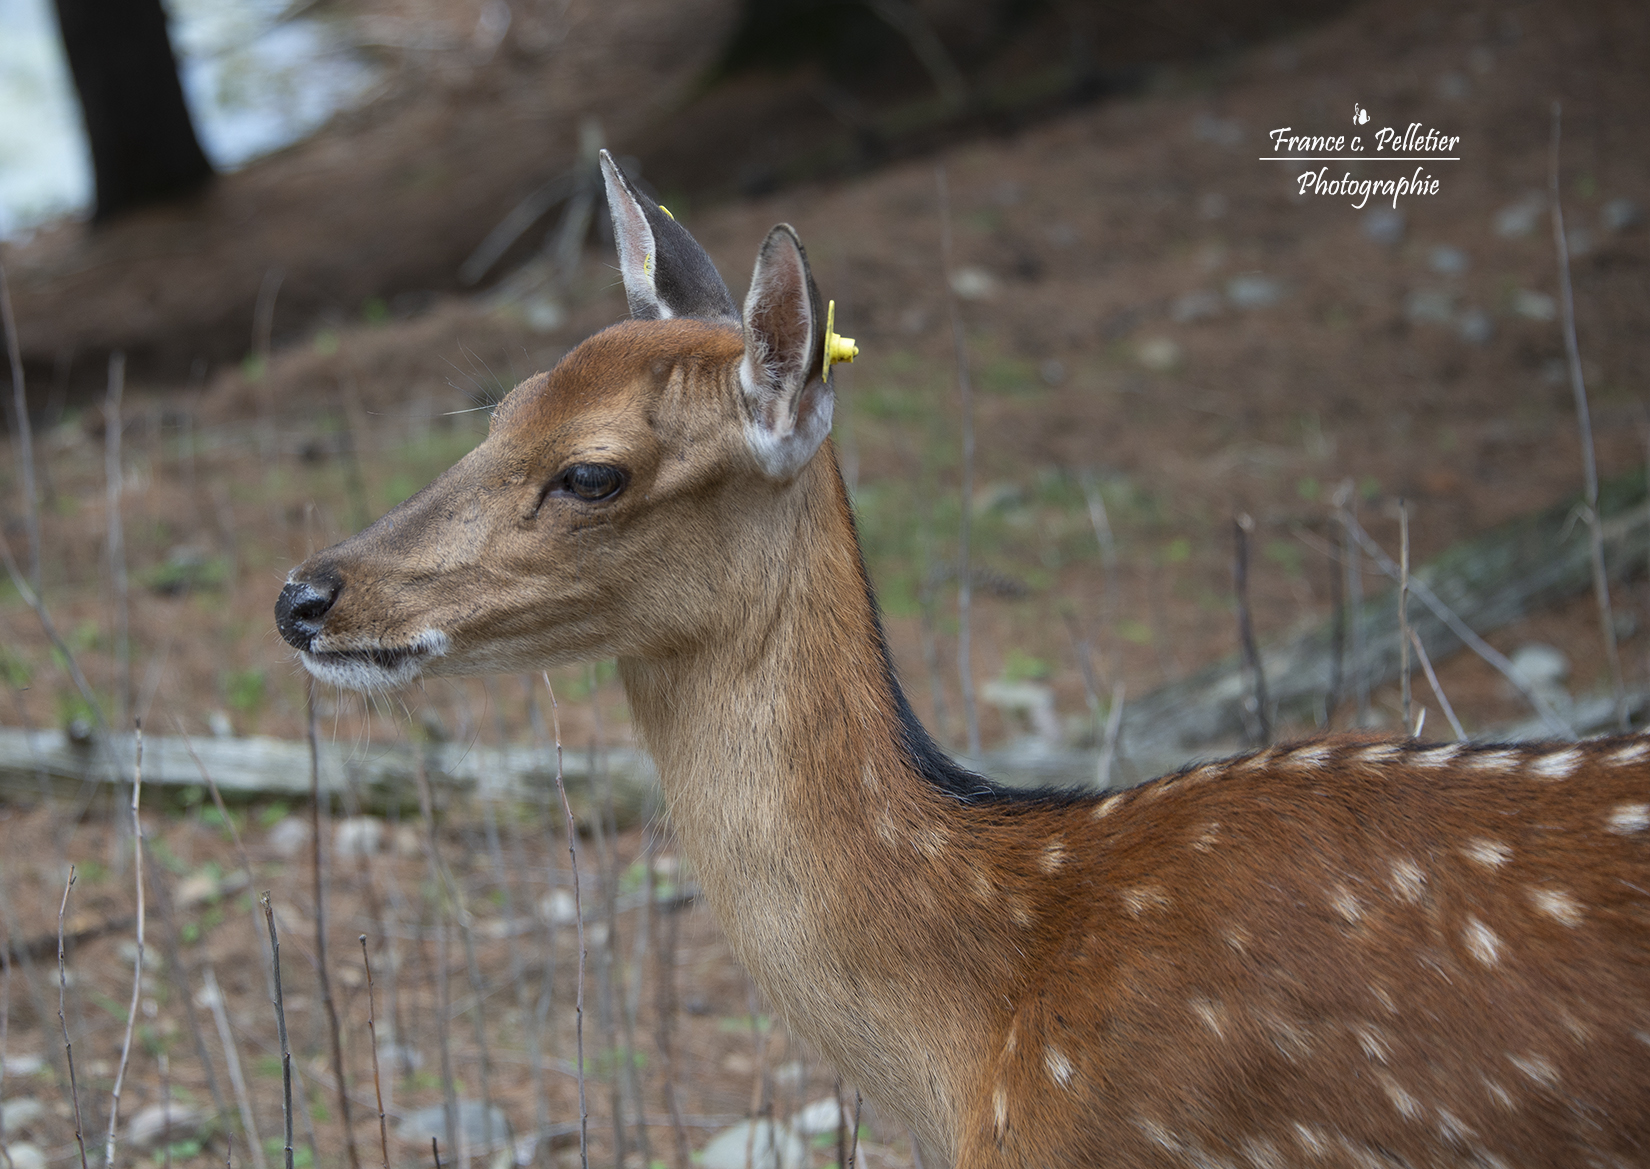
[275,568,342,651]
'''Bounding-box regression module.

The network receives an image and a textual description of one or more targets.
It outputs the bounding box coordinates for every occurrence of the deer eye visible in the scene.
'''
[564,463,626,502]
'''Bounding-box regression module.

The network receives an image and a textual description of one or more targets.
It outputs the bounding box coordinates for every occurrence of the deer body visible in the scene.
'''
[277,155,1650,1167]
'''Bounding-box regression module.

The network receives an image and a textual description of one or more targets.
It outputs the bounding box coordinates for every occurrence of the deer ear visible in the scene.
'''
[599,151,737,322]
[740,224,830,480]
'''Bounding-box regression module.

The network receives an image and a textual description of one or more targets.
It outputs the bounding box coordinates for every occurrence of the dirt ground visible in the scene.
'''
[0,0,1647,1163]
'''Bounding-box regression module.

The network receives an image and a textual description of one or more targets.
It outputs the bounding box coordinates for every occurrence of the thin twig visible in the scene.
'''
[544,673,590,1169]
[360,936,391,1169]
[262,895,296,1169]
[307,686,360,1169]
[58,866,89,1169]
[103,723,146,1169]
[1399,501,1412,733]
[1335,483,1372,727]
[1098,679,1125,790]
[1341,511,1574,737]
[1409,629,1466,741]
[106,353,132,725]
[936,165,980,756]
[203,965,267,1169]
[1550,101,1628,731]
[413,758,461,1162]
[1233,514,1271,745]
[0,263,39,593]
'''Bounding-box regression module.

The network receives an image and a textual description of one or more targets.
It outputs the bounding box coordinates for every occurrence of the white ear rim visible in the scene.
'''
[600,153,670,320]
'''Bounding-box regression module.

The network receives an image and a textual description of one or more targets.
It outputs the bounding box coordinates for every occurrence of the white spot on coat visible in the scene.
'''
[1292,1123,1328,1157]
[1039,836,1068,873]
[1192,822,1221,852]
[1413,744,1462,768]
[1529,748,1581,779]
[1437,1110,1475,1144]
[1482,1076,1517,1110]
[1607,803,1649,834]
[1330,885,1363,924]
[1288,744,1332,768]
[1378,1072,1423,1119]
[1529,887,1583,927]
[1092,794,1124,820]
[1191,997,1227,1039]
[1121,885,1171,917]
[1389,859,1426,903]
[992,1085,1008,1137]
[1509,1052,1559,1088]
[1044,1046,1074,1088]
[1463,839,1512,869]
[1608,741,1649,766]
[1464,916,1502,965]
[1356,743,1401,765]
[1467,749,1521,771]
[1354,1023,1390,1064]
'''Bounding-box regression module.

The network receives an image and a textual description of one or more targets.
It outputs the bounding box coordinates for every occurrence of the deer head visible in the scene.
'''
[274,152,837,688]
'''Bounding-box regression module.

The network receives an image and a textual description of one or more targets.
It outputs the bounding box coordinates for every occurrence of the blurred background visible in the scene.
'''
[0,0,1645,1164]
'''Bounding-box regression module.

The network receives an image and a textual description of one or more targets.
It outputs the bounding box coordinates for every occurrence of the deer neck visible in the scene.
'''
[618,451,1028,1154]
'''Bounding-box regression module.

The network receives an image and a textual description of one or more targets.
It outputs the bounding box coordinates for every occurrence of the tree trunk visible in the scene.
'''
[52,0,213,221]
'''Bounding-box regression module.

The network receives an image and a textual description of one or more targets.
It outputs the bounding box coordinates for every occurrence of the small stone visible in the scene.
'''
[1429,245,1469,274]
[127,1101,208,1150]
[980,679,1061,744]
[176,868,222,906]
[949,267,997,300]
[1494,193,1544,238]
[792,1097,851,1136]
[116,940,163,971]
[541,888,578,926]
[1171,290,1223,323]
[398,1100,512,1154]
[1362,209,1406,247]
[1512,290,1556,321]
[1136,337,1181,372]
[1602,197,1643,233]
[3,1053,43,1077]
[1225,273,1282,309]
[1,1142,45,1169]
[334,815,386,859]
[208,710,234,738]
[1509,644,1569,691]
[1457,308,1494,345]
[1404,290,1456,324]
[699,1120,806,1169]
[266,816,312,859]
[392,823,423,857]
[2,1096,43,1130]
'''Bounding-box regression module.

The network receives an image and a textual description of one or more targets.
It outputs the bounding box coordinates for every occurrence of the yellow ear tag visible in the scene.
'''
[823,299,858,376]
[658,205,675,220]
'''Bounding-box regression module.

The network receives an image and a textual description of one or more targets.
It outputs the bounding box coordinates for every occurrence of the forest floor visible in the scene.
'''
[0,0,1647,1163]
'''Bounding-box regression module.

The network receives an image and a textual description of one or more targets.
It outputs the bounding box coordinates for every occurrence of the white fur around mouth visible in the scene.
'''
[299,629,449,691]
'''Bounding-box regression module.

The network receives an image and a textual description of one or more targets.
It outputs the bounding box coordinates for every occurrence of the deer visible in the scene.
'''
[276,151,1650,1168]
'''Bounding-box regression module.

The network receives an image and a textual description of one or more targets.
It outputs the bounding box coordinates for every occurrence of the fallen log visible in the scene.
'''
[0,726,657,824]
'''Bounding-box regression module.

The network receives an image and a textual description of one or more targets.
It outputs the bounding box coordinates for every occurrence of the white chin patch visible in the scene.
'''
[299,629,449,692]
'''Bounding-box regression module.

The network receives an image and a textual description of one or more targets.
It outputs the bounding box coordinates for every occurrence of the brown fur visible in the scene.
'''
[282,317,1650,1168]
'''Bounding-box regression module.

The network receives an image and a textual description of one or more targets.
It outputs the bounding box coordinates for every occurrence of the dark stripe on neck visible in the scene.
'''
[832,456,1090,807]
